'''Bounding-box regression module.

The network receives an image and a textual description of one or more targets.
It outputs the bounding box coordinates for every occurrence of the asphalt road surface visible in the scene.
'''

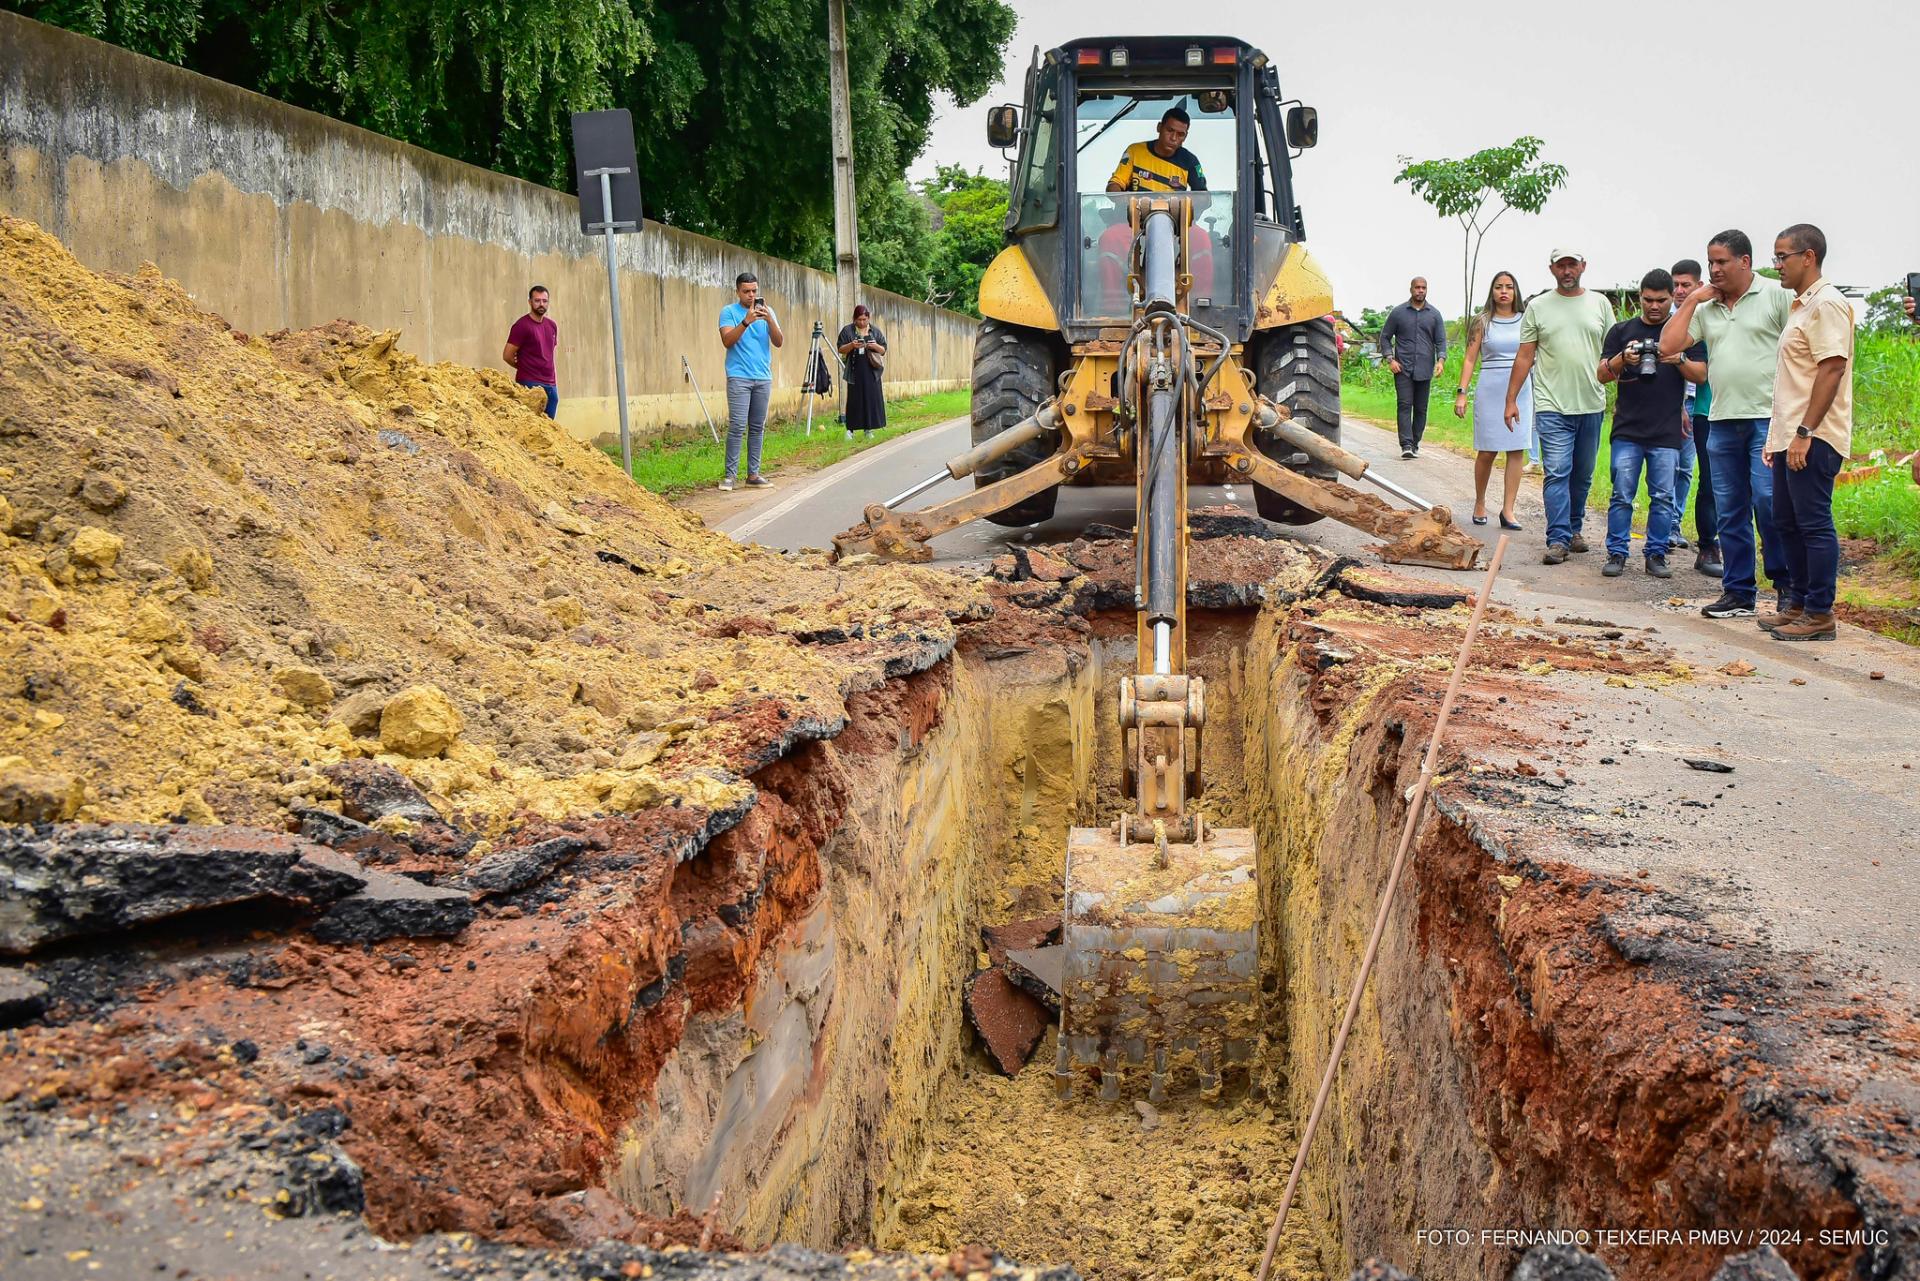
[716,414,1420,568]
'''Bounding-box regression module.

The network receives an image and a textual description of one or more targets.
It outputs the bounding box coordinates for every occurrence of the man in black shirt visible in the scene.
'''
[1597,269,1707,578]
[1378,278,1448,457]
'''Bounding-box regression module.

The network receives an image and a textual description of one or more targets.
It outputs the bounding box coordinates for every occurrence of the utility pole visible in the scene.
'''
[826,0,860,323]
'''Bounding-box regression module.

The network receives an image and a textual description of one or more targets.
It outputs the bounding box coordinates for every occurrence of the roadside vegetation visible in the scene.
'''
[617,388,968,495]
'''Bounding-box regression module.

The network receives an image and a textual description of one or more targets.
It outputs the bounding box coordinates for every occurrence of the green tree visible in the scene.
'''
[857,179,937,301]
[8,0,1017,270]
[1394,137,1569,329]
[1862,282,1919,334]
[920,164,1008,316]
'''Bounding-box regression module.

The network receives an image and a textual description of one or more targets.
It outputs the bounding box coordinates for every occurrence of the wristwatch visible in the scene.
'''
[1794,425,1812,439]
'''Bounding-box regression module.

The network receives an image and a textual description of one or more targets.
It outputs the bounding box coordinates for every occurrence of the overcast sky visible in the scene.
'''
[906,0,1918,316]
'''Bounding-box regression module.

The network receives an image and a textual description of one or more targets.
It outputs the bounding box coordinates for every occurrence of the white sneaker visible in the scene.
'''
[745,475,773,488]
[718,477,736,492]
[846,429,855,440]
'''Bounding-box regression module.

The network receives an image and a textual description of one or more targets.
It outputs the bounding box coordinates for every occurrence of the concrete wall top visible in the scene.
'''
[0,11,977,444]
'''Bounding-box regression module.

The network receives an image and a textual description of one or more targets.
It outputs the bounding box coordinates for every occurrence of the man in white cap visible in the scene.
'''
[1504,249,1616,563]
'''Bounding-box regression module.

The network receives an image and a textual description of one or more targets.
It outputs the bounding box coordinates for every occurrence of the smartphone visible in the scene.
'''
[1907,273,1920,300]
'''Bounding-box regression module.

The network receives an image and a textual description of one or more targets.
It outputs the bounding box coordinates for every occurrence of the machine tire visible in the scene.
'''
[972,319,1060,527]
[1250,317,1342,526]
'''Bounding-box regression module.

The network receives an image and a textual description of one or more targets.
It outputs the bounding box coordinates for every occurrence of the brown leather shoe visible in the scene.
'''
[1771,611,1836,642]
[1756,603,1804,632]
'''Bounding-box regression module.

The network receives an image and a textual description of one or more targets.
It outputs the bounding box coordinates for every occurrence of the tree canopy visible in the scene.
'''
[1394,136,1569,325]
[11,0,1017,271]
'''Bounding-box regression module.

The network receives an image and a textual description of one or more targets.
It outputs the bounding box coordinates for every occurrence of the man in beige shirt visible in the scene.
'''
[1761,223,1853,642]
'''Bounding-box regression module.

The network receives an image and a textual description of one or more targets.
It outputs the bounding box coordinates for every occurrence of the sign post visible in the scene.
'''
[570,110,644,478]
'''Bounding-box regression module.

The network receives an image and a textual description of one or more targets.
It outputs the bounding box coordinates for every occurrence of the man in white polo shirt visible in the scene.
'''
[1760,224,1853,643]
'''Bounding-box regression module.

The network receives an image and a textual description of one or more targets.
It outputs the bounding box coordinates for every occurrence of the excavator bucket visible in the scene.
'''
[1058,821,1260,1100]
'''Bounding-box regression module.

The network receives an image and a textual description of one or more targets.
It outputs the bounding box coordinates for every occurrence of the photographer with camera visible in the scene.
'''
[837,304,888,439]
[1597,269,1706,579]
[716,272,784,491]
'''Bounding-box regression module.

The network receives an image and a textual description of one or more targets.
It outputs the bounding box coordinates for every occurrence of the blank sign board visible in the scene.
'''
[571,109,643,235]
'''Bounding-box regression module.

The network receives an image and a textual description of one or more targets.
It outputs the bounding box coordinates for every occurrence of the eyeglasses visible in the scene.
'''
[1771,248,1809,264]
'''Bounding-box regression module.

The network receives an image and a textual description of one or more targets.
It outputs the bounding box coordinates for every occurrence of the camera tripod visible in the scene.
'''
[801,320,834,438]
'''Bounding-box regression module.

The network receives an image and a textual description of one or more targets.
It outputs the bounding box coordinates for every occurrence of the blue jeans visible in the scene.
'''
[1536,410,1604,548]
[518,380,558,418]
[1770,439,1843,614]
[725,377,772,480]
[1605,440,1679,559]
[1704,417,1785,605]
[1672,431,1692,537]
[1689,415,1718,546]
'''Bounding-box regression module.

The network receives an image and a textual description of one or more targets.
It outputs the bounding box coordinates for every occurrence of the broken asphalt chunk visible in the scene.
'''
[1683,758,1735,773]
[309,867,475,944]
[0,823,366,955]
[0,966,50,1026]
[1510,1244,1616,1280]
[462,835,587,894]
[1710,1245,1801,1280]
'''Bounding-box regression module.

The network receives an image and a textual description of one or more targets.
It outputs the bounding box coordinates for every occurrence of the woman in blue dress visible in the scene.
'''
[1452,270,1530,529]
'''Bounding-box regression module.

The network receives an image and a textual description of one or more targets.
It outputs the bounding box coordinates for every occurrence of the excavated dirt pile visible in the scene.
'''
[0,216,980,832]
[0,215,987,1258]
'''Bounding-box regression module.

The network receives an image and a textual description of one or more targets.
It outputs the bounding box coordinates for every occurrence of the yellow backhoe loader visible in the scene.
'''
[833,37,1482,1098]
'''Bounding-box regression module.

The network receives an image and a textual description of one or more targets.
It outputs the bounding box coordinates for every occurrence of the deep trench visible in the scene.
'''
[611,601,1479,1280]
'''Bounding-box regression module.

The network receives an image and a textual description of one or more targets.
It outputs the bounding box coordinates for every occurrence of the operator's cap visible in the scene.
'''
[1548,247,1585,264]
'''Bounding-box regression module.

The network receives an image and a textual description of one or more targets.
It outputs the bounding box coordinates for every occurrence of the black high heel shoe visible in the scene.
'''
[1499,514,1523,531]
[1472,514,1489,526]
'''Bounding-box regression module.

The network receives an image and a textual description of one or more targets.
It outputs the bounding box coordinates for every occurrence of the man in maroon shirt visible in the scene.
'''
[503,285,559,418]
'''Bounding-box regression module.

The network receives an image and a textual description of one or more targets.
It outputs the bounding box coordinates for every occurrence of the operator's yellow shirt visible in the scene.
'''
[1108,141,1207,193]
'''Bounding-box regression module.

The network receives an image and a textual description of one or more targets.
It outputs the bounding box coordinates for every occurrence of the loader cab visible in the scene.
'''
[999,37,1309,344]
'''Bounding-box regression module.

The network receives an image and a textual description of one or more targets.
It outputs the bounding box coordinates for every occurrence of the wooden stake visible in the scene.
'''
[1254,534,1509,1281]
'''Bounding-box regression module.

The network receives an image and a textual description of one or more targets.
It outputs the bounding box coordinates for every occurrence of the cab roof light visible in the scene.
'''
[1185,46,1205,67]
[1211,47,1237,64]
[1076,48,1102,65]
[1110,46,1129,68]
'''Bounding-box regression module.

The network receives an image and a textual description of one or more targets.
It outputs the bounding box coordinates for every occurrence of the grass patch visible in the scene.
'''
[617,389,970,495]
[1839,330,1920,566]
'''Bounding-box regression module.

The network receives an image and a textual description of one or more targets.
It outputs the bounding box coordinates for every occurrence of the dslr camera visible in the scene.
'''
[1629,339,1659,379]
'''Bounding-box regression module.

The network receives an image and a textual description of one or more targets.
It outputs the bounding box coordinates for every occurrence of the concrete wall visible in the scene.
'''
[0,12,976,445]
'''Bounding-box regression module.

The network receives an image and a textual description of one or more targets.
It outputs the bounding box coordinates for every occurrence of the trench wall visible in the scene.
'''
[1241,615,1503,1279]
[609,646,1097,1247]
[0,12,974,447]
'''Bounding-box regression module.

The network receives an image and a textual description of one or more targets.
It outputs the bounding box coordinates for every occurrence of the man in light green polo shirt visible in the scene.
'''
[1505,248,1615,563]
[1661,229,1793,618]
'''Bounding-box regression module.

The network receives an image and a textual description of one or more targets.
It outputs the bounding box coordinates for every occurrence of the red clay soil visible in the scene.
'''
[1417,822,1920,1280]
[1279,597,1920,1281]
[0,664,955,1249]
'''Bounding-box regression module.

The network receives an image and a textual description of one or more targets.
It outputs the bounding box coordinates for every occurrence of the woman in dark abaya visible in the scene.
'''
[837,304,887,438]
